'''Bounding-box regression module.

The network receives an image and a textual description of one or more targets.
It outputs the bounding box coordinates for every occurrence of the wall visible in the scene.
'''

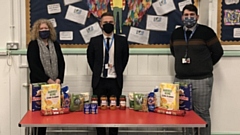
[0,0,240,135]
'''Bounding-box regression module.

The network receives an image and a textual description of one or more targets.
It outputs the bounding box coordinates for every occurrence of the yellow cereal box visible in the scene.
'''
[160,83,179,110]
[41,84,61,111]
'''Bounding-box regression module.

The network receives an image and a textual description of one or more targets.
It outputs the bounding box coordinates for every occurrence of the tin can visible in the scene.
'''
[90,103,98,114]
[84,102,91,114]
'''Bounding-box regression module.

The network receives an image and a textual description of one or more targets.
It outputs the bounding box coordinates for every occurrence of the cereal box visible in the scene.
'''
[29,82,46,111]
[178,82,192,111]
[41,84,61,112]
[160,83,179,110]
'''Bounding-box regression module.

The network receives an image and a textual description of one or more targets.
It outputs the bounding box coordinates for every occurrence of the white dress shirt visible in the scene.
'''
[101,34,116,78]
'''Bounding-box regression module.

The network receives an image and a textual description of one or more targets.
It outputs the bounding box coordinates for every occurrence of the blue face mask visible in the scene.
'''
[39,30,50,39]
[183,17,197,28]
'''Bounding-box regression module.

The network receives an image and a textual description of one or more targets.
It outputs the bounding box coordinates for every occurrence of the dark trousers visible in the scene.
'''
[96,127,118,135]
[33,127,46,135]
[93,78,122,135]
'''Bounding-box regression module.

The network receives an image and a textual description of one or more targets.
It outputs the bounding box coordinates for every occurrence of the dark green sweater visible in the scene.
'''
[170,24,223,79]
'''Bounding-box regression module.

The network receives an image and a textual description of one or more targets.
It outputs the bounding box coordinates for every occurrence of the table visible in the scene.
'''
[19,109,206,135]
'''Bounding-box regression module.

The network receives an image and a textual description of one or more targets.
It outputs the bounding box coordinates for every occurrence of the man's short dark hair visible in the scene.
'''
[182,4,198,15]
[101,12,114,19]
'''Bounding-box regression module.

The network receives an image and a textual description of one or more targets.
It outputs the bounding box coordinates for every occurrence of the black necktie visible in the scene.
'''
[186,30,192,40]
[103,37,110,78]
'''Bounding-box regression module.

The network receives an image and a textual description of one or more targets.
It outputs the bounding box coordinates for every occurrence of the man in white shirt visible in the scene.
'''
[87,12,129,135]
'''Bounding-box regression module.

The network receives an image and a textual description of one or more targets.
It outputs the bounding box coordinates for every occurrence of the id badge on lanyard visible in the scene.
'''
[182,26,198,64]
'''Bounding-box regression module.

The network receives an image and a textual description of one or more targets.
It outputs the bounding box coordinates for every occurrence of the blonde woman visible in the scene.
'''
[27,19,65,135]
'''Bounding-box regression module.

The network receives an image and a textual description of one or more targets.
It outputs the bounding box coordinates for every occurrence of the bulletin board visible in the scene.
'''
[217,0,240,45]
[26,0,198,48]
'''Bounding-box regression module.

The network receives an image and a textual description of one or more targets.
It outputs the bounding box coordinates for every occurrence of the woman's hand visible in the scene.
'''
[47,79,55,84]
[55,79,61,84]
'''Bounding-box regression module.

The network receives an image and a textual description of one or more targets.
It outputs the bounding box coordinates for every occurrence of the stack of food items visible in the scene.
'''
[128,87,158,112]
[29,81,192,117]
[128,82,192,116]
[83,94,128,114]
[29,83,91,116]
[153,82,192,116]
[84,95,98,114]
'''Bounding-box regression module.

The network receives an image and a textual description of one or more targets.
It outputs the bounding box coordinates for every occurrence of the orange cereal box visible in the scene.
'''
[160,83,179,110]
[41,84,61,113]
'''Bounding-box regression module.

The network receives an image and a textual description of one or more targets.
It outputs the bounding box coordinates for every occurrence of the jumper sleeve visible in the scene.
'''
[206,28,223,65]
[27,41,49,82]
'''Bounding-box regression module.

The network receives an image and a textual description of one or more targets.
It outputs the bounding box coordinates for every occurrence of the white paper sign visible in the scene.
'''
[146,15,168,31]
[153,0,176,15]
[233,28,240,38]
[178,0,192,11]
[225,0,239,5]
[59,31,73,40]
[128,27,150,44]
[48,18,57,27]
[80,22,102,43]
[64,0,82,5]
[47,3,61,14]
[65,5,88,25]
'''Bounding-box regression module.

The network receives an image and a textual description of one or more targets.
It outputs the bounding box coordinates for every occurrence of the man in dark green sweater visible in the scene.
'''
[170,4,223,135]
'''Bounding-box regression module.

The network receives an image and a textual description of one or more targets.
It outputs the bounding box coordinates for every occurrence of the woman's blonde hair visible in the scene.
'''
[31,19,57,41]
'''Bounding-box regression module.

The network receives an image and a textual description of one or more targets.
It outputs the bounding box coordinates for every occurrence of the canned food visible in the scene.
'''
[91,103,98,114]
[84,103,91,114]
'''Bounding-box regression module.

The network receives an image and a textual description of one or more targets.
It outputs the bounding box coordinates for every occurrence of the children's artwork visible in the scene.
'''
[28,0,198,47]
[128,27,150,44]
[87,0,109,19]
[64,0,82,5]
[80,22,102,43]
[146,15,168,31]
[47,3,61,14]
[110,0,126,33]
[217,0,240,44]
[65,5,88,25]
[224,9,240,25]
[178,0,192,11]
[152,0,176,15]
[234,28,240,38]
[124,0,152,26]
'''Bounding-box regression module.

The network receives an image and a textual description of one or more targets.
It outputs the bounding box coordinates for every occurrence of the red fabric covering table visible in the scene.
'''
[19,109,206,134]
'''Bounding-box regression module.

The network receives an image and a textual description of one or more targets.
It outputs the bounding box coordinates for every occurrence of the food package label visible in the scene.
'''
[160,83,179,110]
[178,82,192,110]
[41,84,61,111]
[29,82,46,111]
